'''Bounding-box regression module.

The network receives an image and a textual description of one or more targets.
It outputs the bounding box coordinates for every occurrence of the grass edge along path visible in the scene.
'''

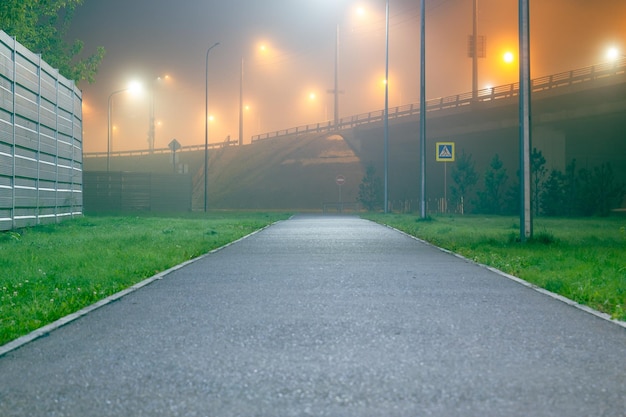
[363,214,626,322]
[0,213,291,347]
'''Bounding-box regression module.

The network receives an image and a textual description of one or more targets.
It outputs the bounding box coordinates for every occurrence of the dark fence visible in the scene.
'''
[0,31,83,230]
[83,172,192,213]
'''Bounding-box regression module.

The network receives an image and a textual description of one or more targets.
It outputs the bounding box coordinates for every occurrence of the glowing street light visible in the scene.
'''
[107,81,142,171]
[607,47,619,61]
[503,51,515,63]
[606,47,624,61]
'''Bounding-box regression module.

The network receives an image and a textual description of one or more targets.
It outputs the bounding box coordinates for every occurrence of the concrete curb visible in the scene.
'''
[382,223,626,330]
[0,221,282,358]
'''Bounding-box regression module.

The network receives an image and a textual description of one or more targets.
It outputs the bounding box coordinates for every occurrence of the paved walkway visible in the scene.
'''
[0,215,625,417]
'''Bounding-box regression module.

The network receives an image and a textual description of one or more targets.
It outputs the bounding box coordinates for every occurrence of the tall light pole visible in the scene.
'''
[239,57,244,146]
[204,42,220,212]
[107,81,141,171]
[419,0,426,218]
[472,0,478,99]
[519,0,532,241]
[148,75,169,153]
[326,23,343,129]
[107,88,126,172]
[383,0,390,213]
[333,23,340,128]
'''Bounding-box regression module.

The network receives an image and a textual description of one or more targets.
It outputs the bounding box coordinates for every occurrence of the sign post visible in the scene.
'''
[436,142,455,212]
[169,138,182,173]
[335,175,345,212]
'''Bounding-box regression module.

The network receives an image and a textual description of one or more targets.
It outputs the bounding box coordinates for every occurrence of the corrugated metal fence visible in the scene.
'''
[0,31,83,231]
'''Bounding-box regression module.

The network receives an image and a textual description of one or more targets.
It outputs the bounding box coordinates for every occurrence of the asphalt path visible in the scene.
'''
[0,214,625,417]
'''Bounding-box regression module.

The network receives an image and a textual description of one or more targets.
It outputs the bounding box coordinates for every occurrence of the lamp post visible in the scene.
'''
[148,75,169,153]
[239,57,244,146]
[204,42,220,212]
[419,0,426,218]
[519,0,532,241]
[329,23,340,129]
[107,81,141,171]
[107,88,126,172]
[383,0,390,213]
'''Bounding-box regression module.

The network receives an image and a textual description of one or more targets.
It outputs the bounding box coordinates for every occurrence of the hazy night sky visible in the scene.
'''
[67,0,626,153]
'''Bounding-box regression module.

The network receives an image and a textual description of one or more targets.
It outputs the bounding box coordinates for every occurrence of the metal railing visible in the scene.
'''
[84,136,238,158]
[251,58,626,142]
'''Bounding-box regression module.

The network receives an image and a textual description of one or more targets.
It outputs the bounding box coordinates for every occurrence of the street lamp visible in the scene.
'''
[328,7,369,133]
[204,42,220,212]
[607,47,620,61]
[419,0,426,218]
[519,0,532,241]
[148,75,170,153]
[606,47,626,62]
[239,57,244,146]
[107,81,142,171]
[383,0,390,213]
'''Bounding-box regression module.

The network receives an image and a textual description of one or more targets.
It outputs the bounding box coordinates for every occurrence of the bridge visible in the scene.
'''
[83,58,626,158]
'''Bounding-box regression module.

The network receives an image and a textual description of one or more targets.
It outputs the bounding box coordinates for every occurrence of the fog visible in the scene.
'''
[69,0,626,153]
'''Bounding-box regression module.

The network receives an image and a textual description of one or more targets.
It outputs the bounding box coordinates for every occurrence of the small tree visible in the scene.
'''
[358,162,383,212]
[578,163,625,216]
[562,159,580,216]
[541,169,567,216]
[476,154,508,214]
[450,150,479,214]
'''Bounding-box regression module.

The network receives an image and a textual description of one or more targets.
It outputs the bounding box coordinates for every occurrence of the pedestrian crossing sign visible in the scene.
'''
[436,142,455,162]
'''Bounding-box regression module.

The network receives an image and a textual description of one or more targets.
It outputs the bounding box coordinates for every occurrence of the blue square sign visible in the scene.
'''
[436,142,455,162]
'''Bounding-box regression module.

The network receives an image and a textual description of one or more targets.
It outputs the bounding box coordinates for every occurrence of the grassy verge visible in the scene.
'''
[0,212,290,346]
[363,214,626,321]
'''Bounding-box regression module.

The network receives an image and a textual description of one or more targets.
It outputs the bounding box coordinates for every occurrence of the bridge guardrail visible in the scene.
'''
[252,58,626,143]
[84,137,238,158]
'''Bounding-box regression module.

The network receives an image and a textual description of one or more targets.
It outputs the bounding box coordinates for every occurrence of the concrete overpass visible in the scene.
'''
[248,58,625,209]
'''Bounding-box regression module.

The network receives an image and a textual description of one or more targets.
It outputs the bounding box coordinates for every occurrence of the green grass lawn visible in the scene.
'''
[363,213,626,322]
[0,212,290,346]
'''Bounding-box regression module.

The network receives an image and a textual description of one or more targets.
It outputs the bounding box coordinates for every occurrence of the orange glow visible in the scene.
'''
[503,52,515,63]
[606,47,621,61]
[81,99,93,116]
